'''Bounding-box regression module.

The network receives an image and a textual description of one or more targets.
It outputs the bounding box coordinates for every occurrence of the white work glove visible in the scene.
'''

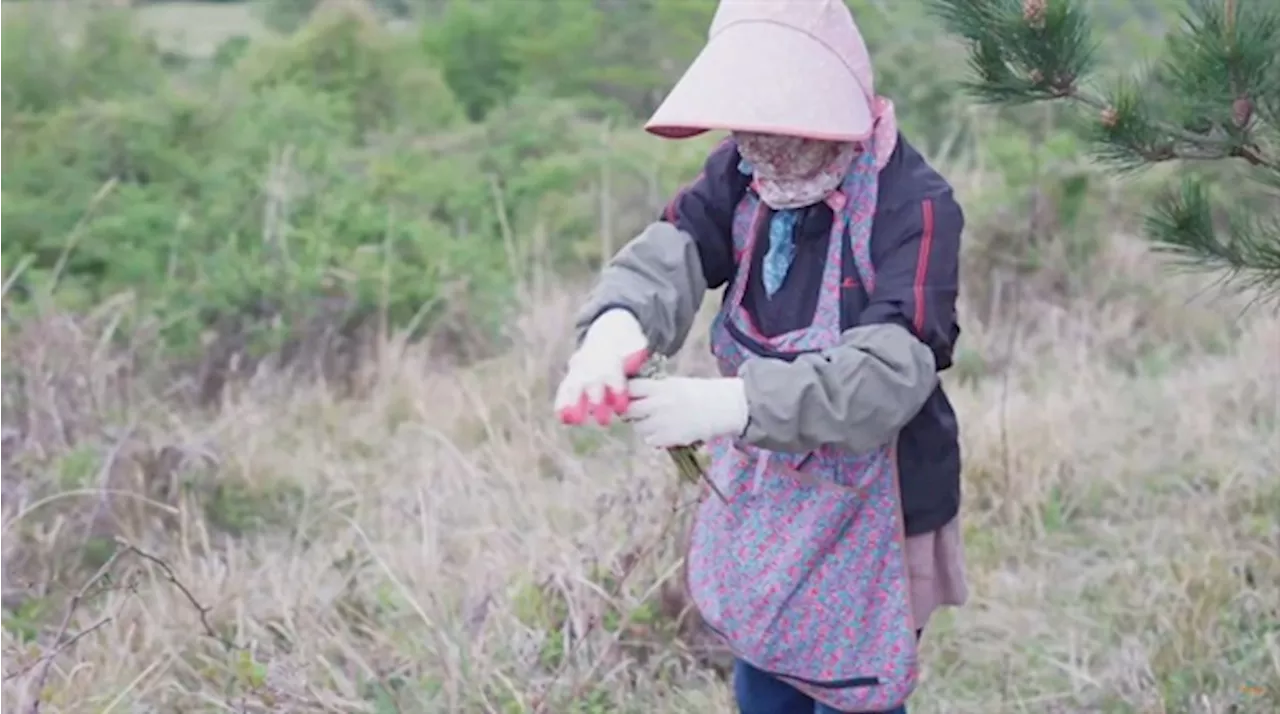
[554,308,650,426]
[626,376,750,448]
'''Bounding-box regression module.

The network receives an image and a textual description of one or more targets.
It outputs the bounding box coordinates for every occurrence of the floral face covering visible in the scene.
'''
[732,132,861,296]
[733,131,858,210]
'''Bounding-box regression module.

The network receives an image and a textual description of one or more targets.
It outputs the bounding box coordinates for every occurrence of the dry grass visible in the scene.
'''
[2,232,1279,711]
[5,2,1276,712]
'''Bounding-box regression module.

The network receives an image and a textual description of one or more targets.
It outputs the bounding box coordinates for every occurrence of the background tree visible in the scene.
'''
[930,0,1280,297]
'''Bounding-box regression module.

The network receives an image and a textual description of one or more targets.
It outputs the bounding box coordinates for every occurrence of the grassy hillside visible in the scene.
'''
[4,237,1276,713]
[2,2,1277,713]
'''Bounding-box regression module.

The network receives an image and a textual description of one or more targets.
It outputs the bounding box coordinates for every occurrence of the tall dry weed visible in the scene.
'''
[2,232,1278,713]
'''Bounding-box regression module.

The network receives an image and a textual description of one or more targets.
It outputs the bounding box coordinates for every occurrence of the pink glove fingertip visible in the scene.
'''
[604,385,631,414]
[622,349,650,377]
[558,395,588,425]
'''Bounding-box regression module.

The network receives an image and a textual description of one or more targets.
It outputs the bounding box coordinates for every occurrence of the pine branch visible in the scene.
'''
[929,0,1099,104]
[930,0,1280,295]
[1146,178,1280,295]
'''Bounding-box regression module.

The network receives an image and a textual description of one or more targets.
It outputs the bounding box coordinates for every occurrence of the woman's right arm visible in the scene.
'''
[572,139,744,357]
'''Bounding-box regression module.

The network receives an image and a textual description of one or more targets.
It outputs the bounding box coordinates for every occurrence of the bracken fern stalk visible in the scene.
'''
[636,355,730,504]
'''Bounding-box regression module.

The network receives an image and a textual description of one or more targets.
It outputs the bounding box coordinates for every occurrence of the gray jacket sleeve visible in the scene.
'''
[571,222,708,356]
[738,323,938,454]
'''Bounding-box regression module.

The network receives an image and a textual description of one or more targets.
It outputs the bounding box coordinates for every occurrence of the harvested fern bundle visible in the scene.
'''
[636,355,730,504]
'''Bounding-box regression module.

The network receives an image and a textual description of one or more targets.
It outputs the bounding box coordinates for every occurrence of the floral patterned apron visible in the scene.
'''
[686,145,918,713]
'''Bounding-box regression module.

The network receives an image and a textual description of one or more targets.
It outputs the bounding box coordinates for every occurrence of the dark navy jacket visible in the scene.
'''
[662,135,963,536]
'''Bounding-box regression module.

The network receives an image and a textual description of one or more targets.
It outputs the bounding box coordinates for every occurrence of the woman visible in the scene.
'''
[554,1,968,712]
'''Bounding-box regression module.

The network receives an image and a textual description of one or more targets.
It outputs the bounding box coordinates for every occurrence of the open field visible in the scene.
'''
[2,1,1278,712]
[3,227,1278,712]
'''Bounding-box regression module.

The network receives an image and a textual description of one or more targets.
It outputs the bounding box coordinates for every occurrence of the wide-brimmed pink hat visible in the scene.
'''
[645,0,877,142]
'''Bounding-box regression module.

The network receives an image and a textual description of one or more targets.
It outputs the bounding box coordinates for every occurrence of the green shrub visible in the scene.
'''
[2,0,1134,389]
[3,80,497,354]
[1,6,167,117]
[418,0,529,121]
[238,1,463,136]
[0,3,704,380]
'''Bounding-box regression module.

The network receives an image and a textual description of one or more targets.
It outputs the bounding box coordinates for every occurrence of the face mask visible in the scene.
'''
[733,131,858,209]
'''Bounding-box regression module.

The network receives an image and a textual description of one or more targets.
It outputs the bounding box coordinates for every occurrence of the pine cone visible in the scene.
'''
[1023,0,1047,29]
[1233,96,1254,128]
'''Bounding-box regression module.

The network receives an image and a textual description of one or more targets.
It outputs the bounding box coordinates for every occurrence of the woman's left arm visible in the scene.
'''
[739,194,964,454]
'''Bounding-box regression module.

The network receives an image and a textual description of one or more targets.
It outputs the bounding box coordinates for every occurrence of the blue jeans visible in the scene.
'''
[732,630,921,714]
[732,660,907,714]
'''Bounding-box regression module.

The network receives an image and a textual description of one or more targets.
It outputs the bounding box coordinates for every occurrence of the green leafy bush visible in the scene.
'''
[1,6,168,116]
[0,3,707,382]
[1,0,1167,391]
[240,0,462,135]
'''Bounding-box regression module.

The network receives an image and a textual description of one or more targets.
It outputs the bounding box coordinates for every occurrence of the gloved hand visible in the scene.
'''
[554,308,650,426]
[626,376,750,448]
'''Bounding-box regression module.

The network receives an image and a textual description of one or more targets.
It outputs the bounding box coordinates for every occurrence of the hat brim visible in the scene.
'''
[644,21,873,142]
